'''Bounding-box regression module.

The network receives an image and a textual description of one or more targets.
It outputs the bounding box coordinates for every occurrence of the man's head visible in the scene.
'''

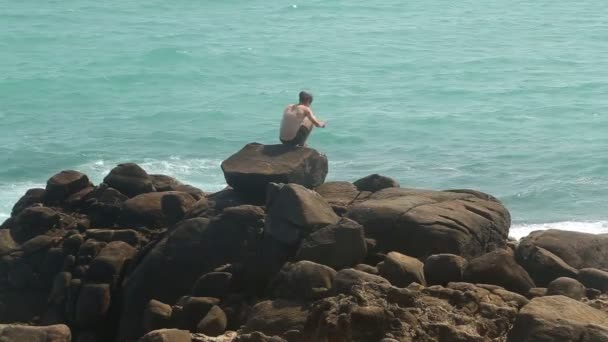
[298,91,313,106]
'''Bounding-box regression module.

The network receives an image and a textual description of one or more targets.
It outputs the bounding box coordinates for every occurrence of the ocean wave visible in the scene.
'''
[510,221,608,240]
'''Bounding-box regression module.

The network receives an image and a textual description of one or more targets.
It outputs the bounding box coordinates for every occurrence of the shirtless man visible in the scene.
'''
[280,91,326,146]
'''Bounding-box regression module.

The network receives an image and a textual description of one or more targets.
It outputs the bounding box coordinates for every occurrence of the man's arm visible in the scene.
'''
[305,108,326,128]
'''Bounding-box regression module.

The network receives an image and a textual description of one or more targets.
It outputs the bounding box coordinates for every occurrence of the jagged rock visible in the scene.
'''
[353,174,400,193]
[424,253,467,286]
[86,229,143,247]
[578,268,608,293]
[192,272,233,299]
[44,170,91,204]
[75,283,111,328]
[346,188,510,259]
[11,188,45,217]
[333,269,391,295]
[295,217,366,269]
[269,261,336,300]
[139,329,191,342]
[464,249,535,295]
[265,183,338,245]
[150,174,204,200]
[11,206,60,243]
[546,277,586,300]
[377,252,426,287]
[118,206,264,341]
[221,143,328,199]
[515,239,579,286]
[0,324,71,341]
[174,296,220,332]
[196,305,227,336]
[243,300,309,337]
[86,241,137,287]
[103,163,156,197]
[507,295,608,341]
[143,300,173,334]
[519,229,608,270]
[121,191,196,228]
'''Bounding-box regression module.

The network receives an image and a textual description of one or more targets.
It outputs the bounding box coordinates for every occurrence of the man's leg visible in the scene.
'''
[293,125,311,146]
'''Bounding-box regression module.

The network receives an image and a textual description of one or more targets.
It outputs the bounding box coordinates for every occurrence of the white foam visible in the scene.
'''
[0,181,45,223]
[510,221,608,240]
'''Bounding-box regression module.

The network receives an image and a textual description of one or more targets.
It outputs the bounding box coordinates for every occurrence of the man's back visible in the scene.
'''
[280,104,308,141]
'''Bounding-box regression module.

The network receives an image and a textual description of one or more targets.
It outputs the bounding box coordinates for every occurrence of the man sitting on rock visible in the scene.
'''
[280,91,326,146]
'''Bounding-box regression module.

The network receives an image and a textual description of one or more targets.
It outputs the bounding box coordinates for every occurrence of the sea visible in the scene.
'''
[2,1,608,239]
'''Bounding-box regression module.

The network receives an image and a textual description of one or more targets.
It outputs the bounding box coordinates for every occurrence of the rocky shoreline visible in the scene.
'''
[1,143,608,341]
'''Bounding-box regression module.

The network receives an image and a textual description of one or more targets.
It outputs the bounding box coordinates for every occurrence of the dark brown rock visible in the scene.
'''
[507,295,608,341]
[86,241,137,287]
[75,283,111,328]
[12,206,60,243]
[243,300,309,336]
[527,287,548,299]
[121,191,195,228]
[162,192,197,226]
[578,268,608,293]
[346,188,510,259]
[174,296,219,332]
[424,253,467,286]
[84,186,128,227]
[314,181,364,214]
[546,277,586,300]
[150,174,204,200]
[142,300,173,334]
[265,183,338,245]
[86,229,143,247]
[45,170,90,204]
[377,251,426,287]
[353,174,400,192]
[138,329,191,342]
[464,249,535,295]
[333,268,390,295]
[269,261,336,300]
[103,163,155,197]
[221,143,328,199]
[196,305,227,336]
[11,188,45,217]
[295,217,366,269]
[191,272,233,299]
[515,239,579,286]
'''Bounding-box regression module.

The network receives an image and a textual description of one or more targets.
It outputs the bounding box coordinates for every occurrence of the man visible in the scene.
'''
[280,91,326,146]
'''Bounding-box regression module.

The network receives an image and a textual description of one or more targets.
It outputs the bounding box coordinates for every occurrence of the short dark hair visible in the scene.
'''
[299,91,313,104]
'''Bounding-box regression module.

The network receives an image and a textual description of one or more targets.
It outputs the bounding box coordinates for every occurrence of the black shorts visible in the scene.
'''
[281,125,311,146]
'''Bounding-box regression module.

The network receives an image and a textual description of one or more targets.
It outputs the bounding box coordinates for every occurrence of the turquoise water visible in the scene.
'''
[2,1,608,237]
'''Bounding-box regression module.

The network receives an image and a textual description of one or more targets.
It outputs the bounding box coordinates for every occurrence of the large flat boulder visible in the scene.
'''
[0,324,71,341]
[518,229,608,270]
[221,143,328,198]
[346,188,510,259]
[507,295,608,341]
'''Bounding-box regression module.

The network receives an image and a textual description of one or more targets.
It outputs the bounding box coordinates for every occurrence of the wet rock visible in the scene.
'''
[265,183,338,245]
[295,217,366,269]
[221,143,328,199]
[377,252,426,287]
[353,174,400,193]
[269,261,336,300]
[103,163,155,198]
[464,249,535,295]
[546,277,586,300]
[424,253,467,286]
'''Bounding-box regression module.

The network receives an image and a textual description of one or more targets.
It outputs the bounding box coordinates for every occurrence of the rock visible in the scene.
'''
[0,324,71,341]
[121,191,195,228]
[353,174,400,192]
[49,272,72,305]
[150,174,204,200]
[515,239,579,286]
[162,192,197,226]
[546,277,586,300]
[243,300,309,336]
[86,229,143,247]
[519,229,608,270]
[143,300,173,334]
[354,264,379,275]
[75,283,111,328]
[139,329,191,342]
[44,170,90,204]
[103,163,155,197]
[507,295,608,341]
[265,183,339,245]
[269,261,336,300]
[578,268,608,293]
[205,188,249,212]
[221,143,328,199]
[377,252,426,287]
[196,305,227,336]
[464,249,535,295]
[12,206,60,243]
[175,296,220,332]
[0,229,17,256]
[184,198,212,219]
[65,186,95,208]
[191,272,233,299]
[85,186,128,227]
[86,241,137,287]
[527,287,548,299]
[295,217,366,269]
[314,181,365,214]
[332,268,390,295]
[11,188,45,217]
[424,254,467,286]
[346,188,510,259]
